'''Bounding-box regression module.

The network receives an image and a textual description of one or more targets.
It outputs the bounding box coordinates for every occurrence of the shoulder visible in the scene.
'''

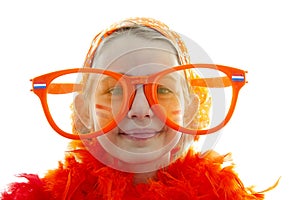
[152,150,266,200]
[1,173,50,200]
[1,150,268,200]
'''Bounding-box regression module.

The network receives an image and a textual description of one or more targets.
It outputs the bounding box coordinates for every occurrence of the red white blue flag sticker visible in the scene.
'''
[33,83,47,89]
[232,74,245,82]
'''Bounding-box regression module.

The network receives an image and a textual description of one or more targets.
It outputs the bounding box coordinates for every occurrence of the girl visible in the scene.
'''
[1,17,274,200]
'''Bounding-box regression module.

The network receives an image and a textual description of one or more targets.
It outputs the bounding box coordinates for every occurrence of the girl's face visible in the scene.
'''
[89,35,187,172]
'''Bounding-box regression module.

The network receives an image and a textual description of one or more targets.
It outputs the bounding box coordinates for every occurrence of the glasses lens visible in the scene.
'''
[46,71,124,136]
[92,73,124,133]
[155,67,233,134]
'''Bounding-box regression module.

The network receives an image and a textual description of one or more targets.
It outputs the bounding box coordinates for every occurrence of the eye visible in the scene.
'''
[108,86,123,95]
[157,86,173,94]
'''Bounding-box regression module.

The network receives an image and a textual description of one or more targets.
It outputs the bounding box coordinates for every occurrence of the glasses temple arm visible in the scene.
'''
[190,77,232,88]
[47,83,83,94]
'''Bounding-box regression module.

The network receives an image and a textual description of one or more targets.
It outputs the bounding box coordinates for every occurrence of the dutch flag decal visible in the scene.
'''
[232,74,245,82]
[33,83,47,89]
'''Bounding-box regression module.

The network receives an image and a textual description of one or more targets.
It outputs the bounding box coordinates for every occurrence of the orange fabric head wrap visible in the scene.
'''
[83,17,190,68]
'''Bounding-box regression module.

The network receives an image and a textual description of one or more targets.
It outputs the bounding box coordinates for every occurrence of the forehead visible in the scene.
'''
[92,35,179,75]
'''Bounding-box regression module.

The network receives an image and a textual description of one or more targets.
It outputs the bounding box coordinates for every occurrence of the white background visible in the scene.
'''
[0,0,299,199]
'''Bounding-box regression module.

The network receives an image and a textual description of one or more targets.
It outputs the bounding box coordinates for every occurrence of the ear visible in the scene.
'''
[74,94,92,133]
[183,94,200,126]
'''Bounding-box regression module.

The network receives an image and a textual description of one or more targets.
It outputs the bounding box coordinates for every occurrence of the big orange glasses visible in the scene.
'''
[31,64,247,140]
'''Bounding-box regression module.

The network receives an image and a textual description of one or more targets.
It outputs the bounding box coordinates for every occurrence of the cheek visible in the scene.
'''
[158,93,186,125]
[94,98,124,130]
[163,128,182,145]
[104,128,119,143]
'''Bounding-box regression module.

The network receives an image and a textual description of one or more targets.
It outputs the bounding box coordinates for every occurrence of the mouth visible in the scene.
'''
[119,128,163,140]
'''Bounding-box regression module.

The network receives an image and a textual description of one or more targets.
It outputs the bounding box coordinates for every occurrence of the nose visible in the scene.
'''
[127,85,154,119]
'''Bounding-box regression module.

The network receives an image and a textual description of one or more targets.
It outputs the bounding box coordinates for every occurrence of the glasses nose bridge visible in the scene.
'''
[127,76,150,86]
[126,75,153,111]
[124,75,154,120]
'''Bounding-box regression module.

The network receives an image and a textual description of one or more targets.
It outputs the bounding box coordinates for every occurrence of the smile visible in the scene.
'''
[119,128,162,140]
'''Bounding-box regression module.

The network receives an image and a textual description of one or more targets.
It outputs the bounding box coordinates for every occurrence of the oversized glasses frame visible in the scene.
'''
[31,64,247,140]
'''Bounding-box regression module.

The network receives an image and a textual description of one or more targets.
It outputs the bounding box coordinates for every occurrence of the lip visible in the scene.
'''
[119,128,162,140]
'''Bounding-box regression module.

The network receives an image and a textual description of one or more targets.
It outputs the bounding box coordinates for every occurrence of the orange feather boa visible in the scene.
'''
[1,147,274,200]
